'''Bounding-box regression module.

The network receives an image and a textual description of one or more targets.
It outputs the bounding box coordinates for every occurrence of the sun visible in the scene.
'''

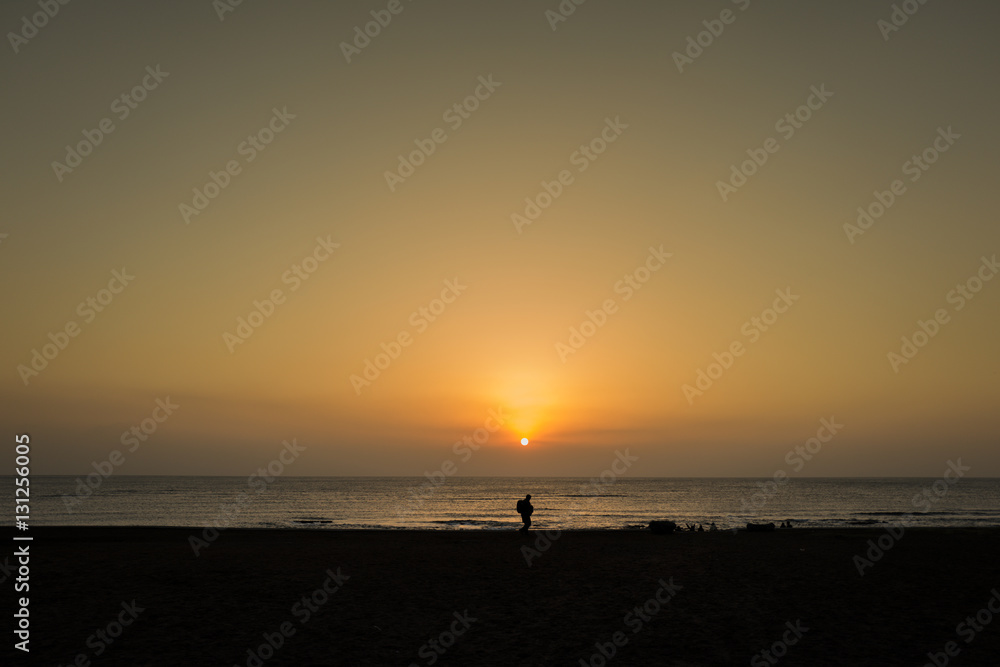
[520,437,529,446]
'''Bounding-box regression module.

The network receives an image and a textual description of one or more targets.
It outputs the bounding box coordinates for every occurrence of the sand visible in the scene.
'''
[11,526,1000,666]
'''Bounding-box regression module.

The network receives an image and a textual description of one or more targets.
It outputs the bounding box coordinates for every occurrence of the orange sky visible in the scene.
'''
[2,0,998,476]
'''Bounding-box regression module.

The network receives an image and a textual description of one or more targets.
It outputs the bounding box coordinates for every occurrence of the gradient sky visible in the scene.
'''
[2,0,998,477]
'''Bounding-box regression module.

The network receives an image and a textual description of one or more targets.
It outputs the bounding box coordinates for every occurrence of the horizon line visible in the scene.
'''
[12,474,1000,480]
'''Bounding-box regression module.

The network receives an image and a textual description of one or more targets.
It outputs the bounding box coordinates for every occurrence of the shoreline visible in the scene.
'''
[11,524,1000,533]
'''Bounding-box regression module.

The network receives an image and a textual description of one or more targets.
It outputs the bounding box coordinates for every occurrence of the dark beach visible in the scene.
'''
[12,526,1000,666]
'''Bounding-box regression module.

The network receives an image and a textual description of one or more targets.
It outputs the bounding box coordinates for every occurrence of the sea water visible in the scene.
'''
[14,476,1000,530]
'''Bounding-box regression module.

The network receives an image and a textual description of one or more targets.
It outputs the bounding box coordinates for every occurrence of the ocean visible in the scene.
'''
[16,475,1000,530]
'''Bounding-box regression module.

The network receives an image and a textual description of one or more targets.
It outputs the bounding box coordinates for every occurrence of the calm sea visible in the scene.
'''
[13,476,1000,530]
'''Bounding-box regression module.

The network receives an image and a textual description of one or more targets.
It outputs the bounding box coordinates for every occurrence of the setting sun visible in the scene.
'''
[6,2,1000,665]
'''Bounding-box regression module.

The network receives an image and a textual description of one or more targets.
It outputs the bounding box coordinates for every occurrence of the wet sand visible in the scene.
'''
[13,526,1000,666]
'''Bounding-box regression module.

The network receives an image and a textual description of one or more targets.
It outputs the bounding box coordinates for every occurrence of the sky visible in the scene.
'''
[1,0,998,477]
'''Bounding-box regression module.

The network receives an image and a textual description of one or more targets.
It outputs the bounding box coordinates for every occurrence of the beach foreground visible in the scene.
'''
[14,527,1000,666]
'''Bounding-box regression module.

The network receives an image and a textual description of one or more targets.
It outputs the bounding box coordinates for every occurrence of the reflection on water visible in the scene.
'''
[14,476,1000,530]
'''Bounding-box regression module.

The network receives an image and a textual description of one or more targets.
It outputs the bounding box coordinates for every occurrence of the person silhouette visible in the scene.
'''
[516,494,533,532]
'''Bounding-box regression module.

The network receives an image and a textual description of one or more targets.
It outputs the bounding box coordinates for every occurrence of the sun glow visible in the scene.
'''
[489,370,555,441]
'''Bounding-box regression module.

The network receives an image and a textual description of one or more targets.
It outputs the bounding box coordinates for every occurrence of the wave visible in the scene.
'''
[431,519,512,527]
[852,510,1000,517]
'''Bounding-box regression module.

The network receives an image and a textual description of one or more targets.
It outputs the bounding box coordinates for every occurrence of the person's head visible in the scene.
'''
[525,494,531,500]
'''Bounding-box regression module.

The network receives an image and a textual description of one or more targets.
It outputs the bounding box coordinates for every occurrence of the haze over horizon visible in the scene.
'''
[2,0,998,477]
